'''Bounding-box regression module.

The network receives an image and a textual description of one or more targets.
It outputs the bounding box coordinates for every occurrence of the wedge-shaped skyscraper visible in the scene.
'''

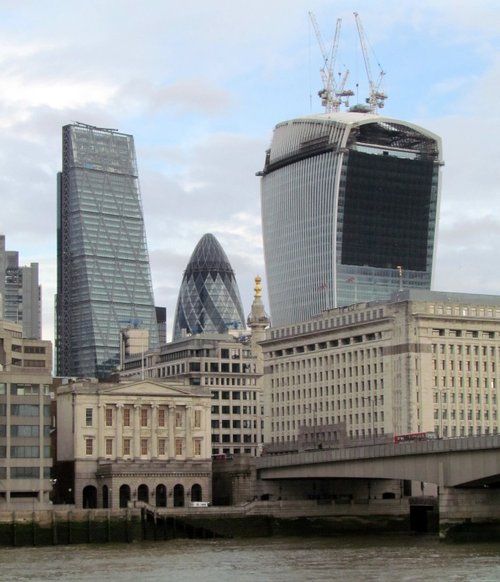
[173,234,245,339]
[259,112,442,326]
[56,122,158,378]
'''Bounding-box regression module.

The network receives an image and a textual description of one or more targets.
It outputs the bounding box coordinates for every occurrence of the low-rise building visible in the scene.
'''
[0,320,53,508]
[261,290,500,446]
[55,378,212,509]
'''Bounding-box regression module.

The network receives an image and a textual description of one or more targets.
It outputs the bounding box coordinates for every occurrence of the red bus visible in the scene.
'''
[394,431,436,444]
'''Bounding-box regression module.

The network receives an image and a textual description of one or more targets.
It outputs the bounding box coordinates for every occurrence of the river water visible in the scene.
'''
[1,535,500,582]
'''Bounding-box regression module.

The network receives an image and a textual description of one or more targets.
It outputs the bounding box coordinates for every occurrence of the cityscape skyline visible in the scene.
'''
[0,1,499,345]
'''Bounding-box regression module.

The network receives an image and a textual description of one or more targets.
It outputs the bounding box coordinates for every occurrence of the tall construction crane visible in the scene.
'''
[353,12,387,113]
[309,12,351,113]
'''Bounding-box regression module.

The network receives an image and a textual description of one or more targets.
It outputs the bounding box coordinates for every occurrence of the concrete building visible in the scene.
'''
[0,320,53,508]
[56,122,159,379]
[0,235,41,339]
[260,290,500,447]
[121,332,263,458]
[259,112,442,327]
[55,379,212,509]
[121,278,270,459]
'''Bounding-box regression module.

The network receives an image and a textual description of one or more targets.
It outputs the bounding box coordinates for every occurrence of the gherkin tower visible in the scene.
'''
[173,234,245,339]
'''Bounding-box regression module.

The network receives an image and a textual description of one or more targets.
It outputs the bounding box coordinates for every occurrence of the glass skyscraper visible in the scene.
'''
[173,233,245,339]
[56,122,158,379]
[259,112,442,326]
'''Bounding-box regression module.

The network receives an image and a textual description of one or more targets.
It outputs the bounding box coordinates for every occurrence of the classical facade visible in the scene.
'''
[0,320,53,508]
[56,379,212,509]
[173,233,246,340]
[56,122,159,379]
[259,112,442,326]
[260,290,500,447]
[0,235,41,339]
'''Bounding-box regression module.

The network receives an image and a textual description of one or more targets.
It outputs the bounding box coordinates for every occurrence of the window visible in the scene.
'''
[11,425,39,437]
[141,408,148,427]
[194,439,202,456]
[11,404,39,417]
[85,438,93,455]
[123,438,131,456]
[158,407,166,427]
[175,410,183,428]
[175,438,183,455]
[10,446,40,458]
[158,438,166,455]
[140,438,149,455]
[123,407,131,427]
[194,409,201,428]
[105,438,113,455]
[85,408,93,427]
[105,408,113,427]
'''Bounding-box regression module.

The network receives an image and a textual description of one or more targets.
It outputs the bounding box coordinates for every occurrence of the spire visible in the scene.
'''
[247,275,270,335]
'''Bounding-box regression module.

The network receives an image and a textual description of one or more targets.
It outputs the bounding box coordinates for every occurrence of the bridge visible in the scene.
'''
[256,434,500,487]
[256,435,500,540]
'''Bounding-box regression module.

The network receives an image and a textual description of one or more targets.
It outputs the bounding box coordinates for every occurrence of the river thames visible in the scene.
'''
[1,535,500,582]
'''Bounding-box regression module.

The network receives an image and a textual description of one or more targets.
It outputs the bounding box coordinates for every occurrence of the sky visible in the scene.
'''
[0,0,499,345]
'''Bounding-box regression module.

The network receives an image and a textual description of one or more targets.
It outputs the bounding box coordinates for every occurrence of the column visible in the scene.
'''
[168,405,176,457]
[151,403,158,458]
[97,403,105,459]
[185,405,192,459]
[133,404,141,458]
[115,403,123,458]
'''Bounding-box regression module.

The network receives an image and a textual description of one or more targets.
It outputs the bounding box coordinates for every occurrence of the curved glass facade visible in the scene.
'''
[56,123,158,379]
[260,112,442,326]
[173,234,245,339]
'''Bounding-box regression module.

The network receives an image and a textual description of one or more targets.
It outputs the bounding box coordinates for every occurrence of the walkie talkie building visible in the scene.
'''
[56,122,158,379]
[259,112,442,326]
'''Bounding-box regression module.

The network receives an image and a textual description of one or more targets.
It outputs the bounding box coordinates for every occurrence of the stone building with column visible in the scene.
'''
[55,379,212,509]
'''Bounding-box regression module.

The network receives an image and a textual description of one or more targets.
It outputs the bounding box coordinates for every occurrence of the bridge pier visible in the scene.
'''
[440,487,500,542]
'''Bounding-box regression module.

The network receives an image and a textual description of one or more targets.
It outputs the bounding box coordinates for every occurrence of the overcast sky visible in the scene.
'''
[1,0,499,344]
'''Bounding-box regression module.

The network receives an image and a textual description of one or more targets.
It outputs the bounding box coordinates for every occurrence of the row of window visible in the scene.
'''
[210,405,257,415]
[85,437,202,457]
[0,424,51,437]
[270,309,387,340]
[272,382,384,403]
[0,404,51,417]
[85,406,202,429]
[8,466,51,479]
[0,384,51,395]
[211,434,255,443]
[211,419,256,429]
[211,391,257,400]
[0,446,51,458]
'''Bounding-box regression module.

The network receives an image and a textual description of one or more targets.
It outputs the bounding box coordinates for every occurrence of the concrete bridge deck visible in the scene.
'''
[256,434,500,487]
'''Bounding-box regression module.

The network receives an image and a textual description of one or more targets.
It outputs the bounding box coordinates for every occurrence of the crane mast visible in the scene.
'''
[309,12,351,113]
[353,11,387,113]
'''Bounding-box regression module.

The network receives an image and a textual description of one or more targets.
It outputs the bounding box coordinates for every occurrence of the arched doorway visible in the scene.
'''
[191,483,202,502]
[119,484,131,508]
[138,484,149,504]
[102,485,109,509]
[173,484,184,507]
[82,485,97,509]
[156,484,167,507]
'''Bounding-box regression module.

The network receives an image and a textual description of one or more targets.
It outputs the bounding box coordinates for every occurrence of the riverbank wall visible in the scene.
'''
[0,499,422,547]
